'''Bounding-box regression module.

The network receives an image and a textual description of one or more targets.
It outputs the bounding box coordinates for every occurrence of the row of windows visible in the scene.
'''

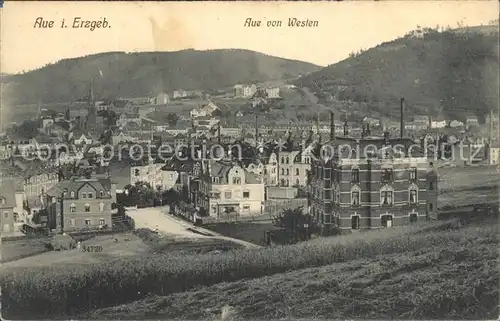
[312,187,419,206]
[210,191,251,199]
[279,168,304,176]
[314,167,421,183]
[69,203,106,212]
[68,218,106,226]
[64,190,109,198]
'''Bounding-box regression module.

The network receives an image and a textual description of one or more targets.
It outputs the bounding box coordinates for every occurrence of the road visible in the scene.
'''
[127,207,261,249]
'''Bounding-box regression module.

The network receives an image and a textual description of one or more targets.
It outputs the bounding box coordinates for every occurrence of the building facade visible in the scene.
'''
[308,136,438,230]
[45,175,116,232]
[197,160,265,217]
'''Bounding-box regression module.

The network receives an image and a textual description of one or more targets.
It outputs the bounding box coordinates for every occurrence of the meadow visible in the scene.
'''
[1,219,497,320]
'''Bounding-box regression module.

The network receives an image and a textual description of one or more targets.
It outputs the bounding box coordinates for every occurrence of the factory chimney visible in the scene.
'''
[343,118,349,137]
[255,115,259,148]
[400,97,405,138]
[217,122,221,145]
[329,111,335,141]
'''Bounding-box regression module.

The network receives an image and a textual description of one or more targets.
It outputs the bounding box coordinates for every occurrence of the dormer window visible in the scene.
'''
[212,177,220,184]
[232,177,241,184]
[99,190,104,197]
[0,197,5,204]
[70,191,75,198]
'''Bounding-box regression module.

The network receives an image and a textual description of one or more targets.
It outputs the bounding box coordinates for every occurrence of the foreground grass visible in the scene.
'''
[1,220,497,319]
[89,227,498,320]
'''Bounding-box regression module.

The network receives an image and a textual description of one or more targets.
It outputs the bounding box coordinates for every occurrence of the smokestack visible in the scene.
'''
[400,97,405,138]
[255,115,258,147]
[343,118,349,137]
[217,122,221,145]
[329,111,335,141]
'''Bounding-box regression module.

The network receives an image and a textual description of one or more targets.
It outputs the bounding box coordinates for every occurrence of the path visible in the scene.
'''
[127,207,261,249]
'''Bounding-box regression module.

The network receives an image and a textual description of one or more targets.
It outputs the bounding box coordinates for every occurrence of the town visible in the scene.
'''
[1,8,499,320]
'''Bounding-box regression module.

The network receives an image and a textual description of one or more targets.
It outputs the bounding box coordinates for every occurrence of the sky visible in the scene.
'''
[1,1,498,74]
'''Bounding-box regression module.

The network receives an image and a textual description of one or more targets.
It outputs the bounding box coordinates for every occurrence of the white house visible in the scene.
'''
[265,87,280,99]
[431,120,447,129]
[198,160,265,217]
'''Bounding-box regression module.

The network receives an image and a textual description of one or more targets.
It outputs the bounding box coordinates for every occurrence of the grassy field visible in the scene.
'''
[1,219,497,319]
[438,165,498,208]
[88,222,498,320]
[1,238,50,263]
[204,221,275,246]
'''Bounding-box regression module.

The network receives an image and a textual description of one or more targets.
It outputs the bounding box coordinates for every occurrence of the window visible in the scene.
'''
[352,169,360,183]
[381,215,393,227]
[243,205,250,211]
[272,168,276,174]
[429,203,434,211]
[380,186,393,206]
[351,216,360,229]
[286,157,289,164]
[82,193,87,199]
[70,204,76,212]
[281,168,284,175]
[70,191,75,198]
[232,177,241,184]
[134,169,140,176]
[351,190,360,206]
[212,177,220,184]
[281,157,284,164]
[84,204,91,212]
[409,213,417,223]
[70,219,76,226]
[429,181,435,190]
[88,193,93,199]
[99,219,106,225]
[382,169,393,182]
[295,168,300,176]
[409,189,418,204]
[286,169,289,175]
[243,191,250,198]
[4,211,9,219]
[295,179,300,186]
[100,190,104,197]
[85,219,91,225]
[409,168,417,181]
[224,191,232,199]
[0,198,5,204]
[99,202,105,212]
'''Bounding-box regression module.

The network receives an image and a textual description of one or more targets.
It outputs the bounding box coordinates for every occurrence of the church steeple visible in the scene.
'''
[88,78,95,104]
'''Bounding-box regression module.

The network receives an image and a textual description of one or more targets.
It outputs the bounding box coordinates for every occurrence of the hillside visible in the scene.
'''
[1,219,497,319]
[87,223,497,320]
[3,49,321,104]
[296,25,499,120]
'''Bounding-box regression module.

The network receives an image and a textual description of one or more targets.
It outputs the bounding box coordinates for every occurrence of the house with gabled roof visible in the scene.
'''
[195,159,265,217]
[45,174,116,232]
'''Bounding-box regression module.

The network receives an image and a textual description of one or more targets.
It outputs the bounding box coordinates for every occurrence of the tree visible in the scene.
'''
[274,207,314,243]
[16,120,39,139]
[165,113,179,126]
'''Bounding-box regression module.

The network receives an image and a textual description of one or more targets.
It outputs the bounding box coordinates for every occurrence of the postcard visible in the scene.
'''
[0,1,499,320]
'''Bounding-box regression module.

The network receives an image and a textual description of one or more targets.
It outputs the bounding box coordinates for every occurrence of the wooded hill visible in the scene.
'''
[3,49,321,104]
[295,25,499,121]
